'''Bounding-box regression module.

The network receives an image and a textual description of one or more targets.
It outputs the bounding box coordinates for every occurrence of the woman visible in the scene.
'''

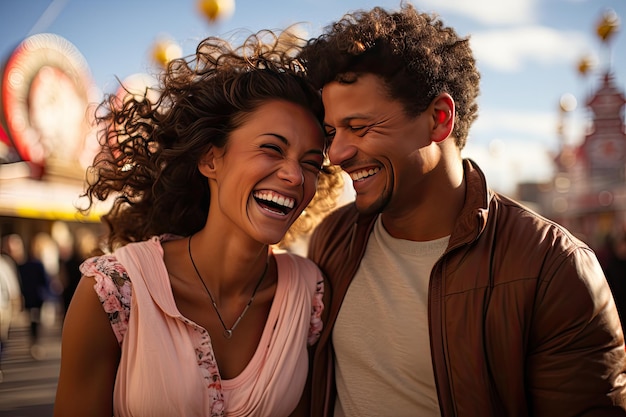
[53,29,341,417]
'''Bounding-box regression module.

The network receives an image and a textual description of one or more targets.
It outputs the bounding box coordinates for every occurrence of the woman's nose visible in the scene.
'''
[278,159,304,185]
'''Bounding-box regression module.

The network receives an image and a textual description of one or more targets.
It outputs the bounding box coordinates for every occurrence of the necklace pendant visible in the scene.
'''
[189,235,270,343]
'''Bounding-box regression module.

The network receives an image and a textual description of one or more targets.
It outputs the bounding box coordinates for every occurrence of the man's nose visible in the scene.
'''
[328,130,357,165]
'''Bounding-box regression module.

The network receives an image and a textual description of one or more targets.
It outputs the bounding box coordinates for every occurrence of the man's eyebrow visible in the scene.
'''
[325,114,372,126]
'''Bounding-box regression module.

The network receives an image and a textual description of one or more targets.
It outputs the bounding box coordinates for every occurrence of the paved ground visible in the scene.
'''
[0,305,62,417]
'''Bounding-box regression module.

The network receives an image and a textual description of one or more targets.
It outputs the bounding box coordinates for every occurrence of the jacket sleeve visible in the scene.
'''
[307,207,339,267]
[307,203,367,325]
[307,211,340,328]
[529,244,626,416]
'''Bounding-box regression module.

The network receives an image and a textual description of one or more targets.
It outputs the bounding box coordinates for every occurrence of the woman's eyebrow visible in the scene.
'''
[265,133,324,156]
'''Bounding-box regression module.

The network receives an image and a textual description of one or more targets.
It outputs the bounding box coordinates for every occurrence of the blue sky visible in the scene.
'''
[1,0,625,195]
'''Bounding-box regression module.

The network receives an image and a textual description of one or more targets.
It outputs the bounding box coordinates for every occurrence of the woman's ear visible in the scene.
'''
[198,146,217,179]
[431,94,455,143]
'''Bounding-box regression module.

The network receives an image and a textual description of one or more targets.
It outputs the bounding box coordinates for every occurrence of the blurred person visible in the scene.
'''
[54,28,341,417]
[299,4,626,416]
[59,227,98,316]
[0,235,22,380]
[31,232,63,325]
[603,228,626,333]
[7,234,50,356]
[32,232,62,292]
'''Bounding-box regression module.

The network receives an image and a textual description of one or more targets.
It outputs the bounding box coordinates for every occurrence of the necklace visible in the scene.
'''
[188,235,269,339]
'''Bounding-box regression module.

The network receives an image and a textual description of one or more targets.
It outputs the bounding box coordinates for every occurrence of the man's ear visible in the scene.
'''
[198,145,217,179]
[431,94,455,143]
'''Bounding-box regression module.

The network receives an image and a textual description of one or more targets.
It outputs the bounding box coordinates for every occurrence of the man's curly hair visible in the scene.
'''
[81,29,343,252]
[299,3,480,149]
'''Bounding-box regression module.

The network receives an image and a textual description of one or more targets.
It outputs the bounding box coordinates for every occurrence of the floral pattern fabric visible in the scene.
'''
[80,238,323,417]
[81,254,324,348]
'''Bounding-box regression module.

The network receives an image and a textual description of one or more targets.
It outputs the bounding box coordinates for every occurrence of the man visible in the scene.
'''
[300,4,626,416]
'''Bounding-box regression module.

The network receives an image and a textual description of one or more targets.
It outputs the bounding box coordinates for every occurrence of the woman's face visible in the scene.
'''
[201,99,325,245]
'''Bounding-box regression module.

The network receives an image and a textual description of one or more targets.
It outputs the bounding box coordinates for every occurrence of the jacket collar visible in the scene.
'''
[353,159,491,250]
[447,158,491,250]
[350,159,494,250]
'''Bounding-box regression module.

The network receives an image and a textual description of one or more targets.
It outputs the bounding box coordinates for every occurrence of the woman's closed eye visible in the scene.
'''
[261,143,284,154]
[302,157,324,173]
[261,143,322,173]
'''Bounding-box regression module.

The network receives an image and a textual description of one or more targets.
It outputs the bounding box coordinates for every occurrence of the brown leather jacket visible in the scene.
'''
[307,160,626,417]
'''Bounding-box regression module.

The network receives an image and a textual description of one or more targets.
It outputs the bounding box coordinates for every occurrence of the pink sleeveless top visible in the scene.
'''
[81,236,323,417]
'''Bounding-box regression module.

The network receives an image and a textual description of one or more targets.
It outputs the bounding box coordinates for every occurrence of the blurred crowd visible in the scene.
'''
[0,223,98,378]
[598,225,626,335]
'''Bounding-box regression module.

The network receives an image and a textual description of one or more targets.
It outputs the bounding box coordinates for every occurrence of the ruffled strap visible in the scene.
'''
[308,278,324,346]
[80,254,132,345]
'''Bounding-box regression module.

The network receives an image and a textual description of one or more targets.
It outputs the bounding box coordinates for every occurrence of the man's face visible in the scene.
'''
[322,73,440,216]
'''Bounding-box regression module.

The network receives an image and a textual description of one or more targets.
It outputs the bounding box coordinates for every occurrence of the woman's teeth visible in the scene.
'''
[253,191,295,209]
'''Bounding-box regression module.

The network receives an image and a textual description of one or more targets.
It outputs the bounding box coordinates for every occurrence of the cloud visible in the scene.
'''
[471,107,590,148]
[465,108,559,195]
[418,0,537,25]
[471,108,558,145]
[470,26,592,71]
[463,140,556,195]
[464,107,592,194]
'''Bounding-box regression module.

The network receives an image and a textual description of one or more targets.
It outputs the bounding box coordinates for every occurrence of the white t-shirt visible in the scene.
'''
[333,215,449,417]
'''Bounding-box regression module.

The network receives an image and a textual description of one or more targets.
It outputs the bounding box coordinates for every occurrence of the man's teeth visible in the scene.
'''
[253,191,295,208]
[350,167,380,181]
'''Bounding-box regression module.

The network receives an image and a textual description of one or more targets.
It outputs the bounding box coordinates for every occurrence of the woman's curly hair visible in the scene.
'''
[299,3,480,149]
[82,29,343,252]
